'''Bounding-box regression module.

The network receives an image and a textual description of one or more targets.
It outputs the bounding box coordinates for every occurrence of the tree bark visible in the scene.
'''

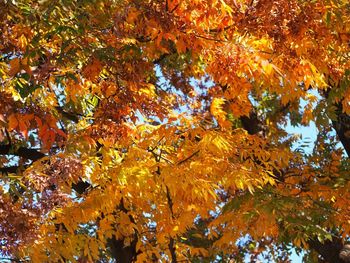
[240,110,264,135]
[323,87,350,157]
[309,238,348,263]
[107,199,139,263]
[107,237,138,263]
[0,144,45,161]
[331,106,350,157]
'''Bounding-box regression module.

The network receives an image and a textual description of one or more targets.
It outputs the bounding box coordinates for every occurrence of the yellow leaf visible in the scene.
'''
[18,34,28,50]
[210,98,228,128]
[261,60,273,76]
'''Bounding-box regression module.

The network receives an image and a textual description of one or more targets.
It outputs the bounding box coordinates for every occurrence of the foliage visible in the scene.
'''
[1,0,350,262]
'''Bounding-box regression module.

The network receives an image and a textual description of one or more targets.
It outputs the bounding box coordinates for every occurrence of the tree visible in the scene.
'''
[0,0,350,262]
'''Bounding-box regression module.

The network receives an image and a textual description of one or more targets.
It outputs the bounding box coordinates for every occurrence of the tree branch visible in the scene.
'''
[169,236,177,263]
[55,106,80,123]
[176,150,200,165]
[0,144,45,161]
[331,108,350,157]
[107,198,139,263]
[0,166,22,174]
[71,181,91,195]
[322,86,350,156]
[166,186,177,263]
[308,237,348,263]
[240,110,264,135]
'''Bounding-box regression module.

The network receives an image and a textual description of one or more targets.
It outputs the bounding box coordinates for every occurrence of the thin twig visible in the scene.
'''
[176,150,200,165]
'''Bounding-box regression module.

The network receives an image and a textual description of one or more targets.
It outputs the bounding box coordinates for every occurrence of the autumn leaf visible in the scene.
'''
[1,1,350,262]
[9,58,21,77]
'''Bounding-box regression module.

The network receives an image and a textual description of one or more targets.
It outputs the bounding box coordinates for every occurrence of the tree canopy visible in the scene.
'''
[1,0,350,262]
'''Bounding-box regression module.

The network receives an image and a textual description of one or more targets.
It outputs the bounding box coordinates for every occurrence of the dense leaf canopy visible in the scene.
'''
[1,0,350,262]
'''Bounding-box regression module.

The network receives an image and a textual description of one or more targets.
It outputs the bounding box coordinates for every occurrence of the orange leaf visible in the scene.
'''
[8,114,18,130]
[9,58,21,77]
[18,120,28,138]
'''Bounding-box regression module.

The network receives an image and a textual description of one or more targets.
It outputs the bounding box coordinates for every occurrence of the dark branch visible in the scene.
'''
[331,108,350,157]
[240,110,264,135]
[166,186,177,263]
[166,186,175,219]
[0,145,45,161]
[0,166,21,174]
[107,198,139,263]
[55,106,79,123]
[176,150,200,165]
[16,147,46,161]
[71,181,91,195]
[153,53,171,65]
[0,257,27,263]
[323,86,350,156]
[209,24,234,33]
[309,237,348,263]
[169,237,177,263]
